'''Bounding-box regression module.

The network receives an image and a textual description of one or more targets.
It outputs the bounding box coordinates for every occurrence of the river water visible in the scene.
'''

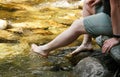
[0,0,99,77]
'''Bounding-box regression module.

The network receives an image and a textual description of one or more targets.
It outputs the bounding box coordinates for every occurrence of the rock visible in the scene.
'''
[0,19,8,30]
[67,51,94,65]
[96,35,120,64]
[95,35,110,47]
[110,45,120,64]
[51,0,82,9]
[0,3,24,12]
[31,70,43,75]
[73,57,114,77]
[0,30,19,41]
[72,49,119,77]
[73,57,106,77]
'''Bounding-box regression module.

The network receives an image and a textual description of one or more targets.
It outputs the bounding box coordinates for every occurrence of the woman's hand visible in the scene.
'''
[102,37,120,53]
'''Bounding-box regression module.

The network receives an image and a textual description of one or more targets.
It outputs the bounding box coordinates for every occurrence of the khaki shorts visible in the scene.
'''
[83,5,113,37]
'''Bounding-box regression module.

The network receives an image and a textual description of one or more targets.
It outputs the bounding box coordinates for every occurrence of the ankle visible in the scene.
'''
[41,45,51,53]
[81,42,91,46]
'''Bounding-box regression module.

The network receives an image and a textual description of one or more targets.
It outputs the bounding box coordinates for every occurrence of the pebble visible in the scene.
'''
[0,19,8,30]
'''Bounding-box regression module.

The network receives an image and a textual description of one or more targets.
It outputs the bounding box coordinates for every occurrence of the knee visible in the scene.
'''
[83,0,95,14]
[71,19,82,27]
[83,0,89,7]
[70,19,85,34]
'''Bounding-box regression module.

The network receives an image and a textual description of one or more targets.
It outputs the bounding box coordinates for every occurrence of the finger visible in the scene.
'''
[102,42,113,53]
[102,42,111,53]
[106,45,112,53]
[106,46,112,53]
[91,2,96,6]
[88,0,95,6]
[107,42,117,53]
[91,1,99,6]
[102,44,108,53]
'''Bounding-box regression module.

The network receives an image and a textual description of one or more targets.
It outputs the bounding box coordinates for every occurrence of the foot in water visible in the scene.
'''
[66,44,93,58]
[31,44,49,58]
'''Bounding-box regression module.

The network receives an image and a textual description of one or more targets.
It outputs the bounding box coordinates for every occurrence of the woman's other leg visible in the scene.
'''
[70,0,95,56]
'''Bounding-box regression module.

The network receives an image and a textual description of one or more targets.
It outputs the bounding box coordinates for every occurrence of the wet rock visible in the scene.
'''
[31,70,43,76]
[96,35,120,64]
[7,28,24,34]
[0,19,8,30]
[67,51,94,65]
[0,30,19,41]
[110,45,120,64]
[73,57,113,77]
[50,65,62,71]
[0,38,19,43]
[51,0,82,9]
[0,3,24,12]
[72,49,120,77]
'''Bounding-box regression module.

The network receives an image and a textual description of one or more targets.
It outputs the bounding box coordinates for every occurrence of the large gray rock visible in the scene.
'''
[73,57,112,77]
[71,35,120,77]
[111,45,120,64]
[96,35,120,64]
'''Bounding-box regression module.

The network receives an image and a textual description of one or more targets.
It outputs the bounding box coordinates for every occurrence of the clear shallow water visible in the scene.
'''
[0,1,82,77]
[0,0,99,77]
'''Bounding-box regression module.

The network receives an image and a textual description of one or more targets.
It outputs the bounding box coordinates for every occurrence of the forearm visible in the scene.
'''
[110,0,120,35]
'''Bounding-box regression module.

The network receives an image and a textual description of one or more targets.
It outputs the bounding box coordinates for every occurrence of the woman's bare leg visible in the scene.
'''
[70,0,96,56]
[31,19,87,57]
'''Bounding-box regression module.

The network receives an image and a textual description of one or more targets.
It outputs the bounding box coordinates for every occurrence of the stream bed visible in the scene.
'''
[0,0,99,77]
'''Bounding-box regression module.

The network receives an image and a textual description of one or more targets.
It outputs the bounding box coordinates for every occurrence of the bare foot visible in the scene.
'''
[31,44,49,58]
[70,43,93,56]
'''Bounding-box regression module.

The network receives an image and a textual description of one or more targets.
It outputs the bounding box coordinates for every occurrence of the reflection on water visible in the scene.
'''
[0,0,84,77]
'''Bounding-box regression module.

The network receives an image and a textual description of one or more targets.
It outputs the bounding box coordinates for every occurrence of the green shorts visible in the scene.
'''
[83,5,113,37]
